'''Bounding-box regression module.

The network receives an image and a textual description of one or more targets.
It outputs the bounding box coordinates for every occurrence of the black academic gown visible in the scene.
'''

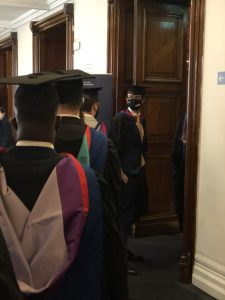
[109,110,148,238]
[0,115,15,148]
[172,113,186,231]
[0,146,103,300]
[55,117,128,300]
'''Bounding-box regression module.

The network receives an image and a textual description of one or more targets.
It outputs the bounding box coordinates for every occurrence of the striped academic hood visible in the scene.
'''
[0,155,89,295]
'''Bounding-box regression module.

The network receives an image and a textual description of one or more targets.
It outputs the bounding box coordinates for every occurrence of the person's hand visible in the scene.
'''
[121,169,128,184]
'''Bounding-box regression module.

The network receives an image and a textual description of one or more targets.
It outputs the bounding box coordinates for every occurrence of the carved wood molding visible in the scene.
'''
[0,32,18,77]
[31,3,74,72]
[0,32,17,49]
[180,0,205,283]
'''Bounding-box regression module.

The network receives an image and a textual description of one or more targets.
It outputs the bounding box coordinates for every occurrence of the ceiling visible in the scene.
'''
[0,0,64,38]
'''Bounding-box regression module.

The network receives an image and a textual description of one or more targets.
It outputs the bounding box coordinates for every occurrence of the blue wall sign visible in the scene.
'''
[217,72,225,85]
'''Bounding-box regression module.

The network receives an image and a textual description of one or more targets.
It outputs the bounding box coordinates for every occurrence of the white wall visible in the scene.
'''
[73,0,108,73]
[17,23,33,75]
[16,0,108,75]
[192,0,225,298]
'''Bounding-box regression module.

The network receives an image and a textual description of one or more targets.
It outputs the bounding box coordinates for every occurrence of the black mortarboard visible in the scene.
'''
[83,80,102,93]
[0,69,94,86]
[54,70,94,105]
[127,85,145,96]
[83,81,102,105]
[56,69,94,82]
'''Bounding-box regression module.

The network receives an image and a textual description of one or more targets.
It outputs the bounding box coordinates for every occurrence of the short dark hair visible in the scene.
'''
[14,83,58,122]
[55,79,83,107]
[82,91,99,112]
[0,107,6,114]
[127,86,145,96]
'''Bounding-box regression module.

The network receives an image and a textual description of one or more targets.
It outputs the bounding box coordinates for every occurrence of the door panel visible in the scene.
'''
[40,24,66,71]
[0,48,13,115]
[144,12,183,80]
[0,33,17,117]
[124,8,134,82]
[31,3,73,72]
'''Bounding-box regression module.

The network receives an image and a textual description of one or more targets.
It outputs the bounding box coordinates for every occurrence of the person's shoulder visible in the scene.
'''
[90,127,107,146]
[0,146,13,162]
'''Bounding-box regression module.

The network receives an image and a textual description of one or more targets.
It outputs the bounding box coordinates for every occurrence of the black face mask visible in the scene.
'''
[127,99,143,110]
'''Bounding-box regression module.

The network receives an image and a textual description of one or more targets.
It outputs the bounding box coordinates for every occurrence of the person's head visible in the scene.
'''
[55,79,83,114]
[126,85,145,111]
[82,87,101,118]
[0,106,6,120]
[13,83,59,142]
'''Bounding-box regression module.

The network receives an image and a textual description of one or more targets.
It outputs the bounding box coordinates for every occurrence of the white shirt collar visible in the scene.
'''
[83,113,95,119]
[128,107,140,117]
[58,114,80,119]
[16,140,54,149]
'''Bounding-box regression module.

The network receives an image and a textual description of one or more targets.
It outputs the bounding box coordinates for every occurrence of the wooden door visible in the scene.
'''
[0,50,8,109]
[0,32,18,117]
[39,23,66,71]
[134,1,188,235]
[31,3,74,72]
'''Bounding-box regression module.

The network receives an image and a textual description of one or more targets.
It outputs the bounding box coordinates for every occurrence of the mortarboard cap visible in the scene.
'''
[83,80,102,93]
[127,85,145,96]
[54,69,95,105]
[56,69,94,82]
[83,81,102,104]
[0,69,94,86]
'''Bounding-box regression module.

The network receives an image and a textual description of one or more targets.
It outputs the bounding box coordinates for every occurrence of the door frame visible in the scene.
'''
[30,3,74,72]
[107,0,205,282]
[0,32,18,116]
[180,0,205,282]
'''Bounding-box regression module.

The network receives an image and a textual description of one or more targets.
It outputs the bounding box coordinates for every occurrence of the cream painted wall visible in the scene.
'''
[192,0,225,298]
[16,0,108,75]
[73,0,107,73]
[17,23,33,75]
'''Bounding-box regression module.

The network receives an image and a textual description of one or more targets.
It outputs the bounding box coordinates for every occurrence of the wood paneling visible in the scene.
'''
[39,24,66,71]
[0,32,17,117]
[147,155,174,213]
[31,3,73,72]
[135,1,185,84]
[124,9,134,82]
[107,0,134,112]
[145,95,181,139]
[143,11,183,80]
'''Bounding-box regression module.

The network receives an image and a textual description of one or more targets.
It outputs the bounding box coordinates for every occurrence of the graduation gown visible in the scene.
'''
[55,117,128,300]
[0,115,15,148]
[0,146,103,300]
[109,110,148,235]
[172,113,186,230]
[55,116,122,212]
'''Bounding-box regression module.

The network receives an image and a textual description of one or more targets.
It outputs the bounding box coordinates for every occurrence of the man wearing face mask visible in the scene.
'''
[109,86,148,274]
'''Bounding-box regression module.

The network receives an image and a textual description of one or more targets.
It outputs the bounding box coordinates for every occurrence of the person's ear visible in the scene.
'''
[94,103,99,112]
[10,117,18,130]
[55,115,61,130]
